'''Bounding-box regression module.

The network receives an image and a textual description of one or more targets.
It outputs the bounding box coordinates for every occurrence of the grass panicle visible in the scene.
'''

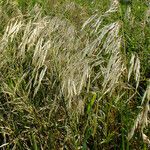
[0,0,150,149]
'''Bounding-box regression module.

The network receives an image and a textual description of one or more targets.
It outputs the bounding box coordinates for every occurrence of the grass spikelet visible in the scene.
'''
[128,53,140,89]
[128,80,150,144]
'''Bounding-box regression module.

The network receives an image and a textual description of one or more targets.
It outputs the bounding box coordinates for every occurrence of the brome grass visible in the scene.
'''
[0,0,150,149]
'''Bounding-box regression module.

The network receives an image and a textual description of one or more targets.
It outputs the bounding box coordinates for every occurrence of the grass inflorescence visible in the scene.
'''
[0,0,150,149]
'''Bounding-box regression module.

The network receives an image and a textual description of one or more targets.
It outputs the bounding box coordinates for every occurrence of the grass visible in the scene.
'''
[0,0,150,149]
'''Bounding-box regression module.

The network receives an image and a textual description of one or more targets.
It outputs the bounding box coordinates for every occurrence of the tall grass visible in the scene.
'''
[0,0,150,149]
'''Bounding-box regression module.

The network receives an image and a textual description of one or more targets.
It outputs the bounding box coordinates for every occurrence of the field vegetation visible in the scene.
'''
[0,0,150,149]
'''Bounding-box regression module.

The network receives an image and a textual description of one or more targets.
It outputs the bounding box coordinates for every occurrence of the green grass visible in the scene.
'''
[0,0,150,149]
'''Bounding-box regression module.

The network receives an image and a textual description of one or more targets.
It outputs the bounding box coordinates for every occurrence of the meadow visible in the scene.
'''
[0,0,150,149]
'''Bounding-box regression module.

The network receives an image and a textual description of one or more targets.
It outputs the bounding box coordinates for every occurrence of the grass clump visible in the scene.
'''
[0,0,150,149]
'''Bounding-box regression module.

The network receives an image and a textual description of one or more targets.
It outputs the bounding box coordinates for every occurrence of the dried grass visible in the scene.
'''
[0,0,149,149]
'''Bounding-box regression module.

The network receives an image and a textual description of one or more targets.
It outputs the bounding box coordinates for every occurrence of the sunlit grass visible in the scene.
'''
[0,0,150,149]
